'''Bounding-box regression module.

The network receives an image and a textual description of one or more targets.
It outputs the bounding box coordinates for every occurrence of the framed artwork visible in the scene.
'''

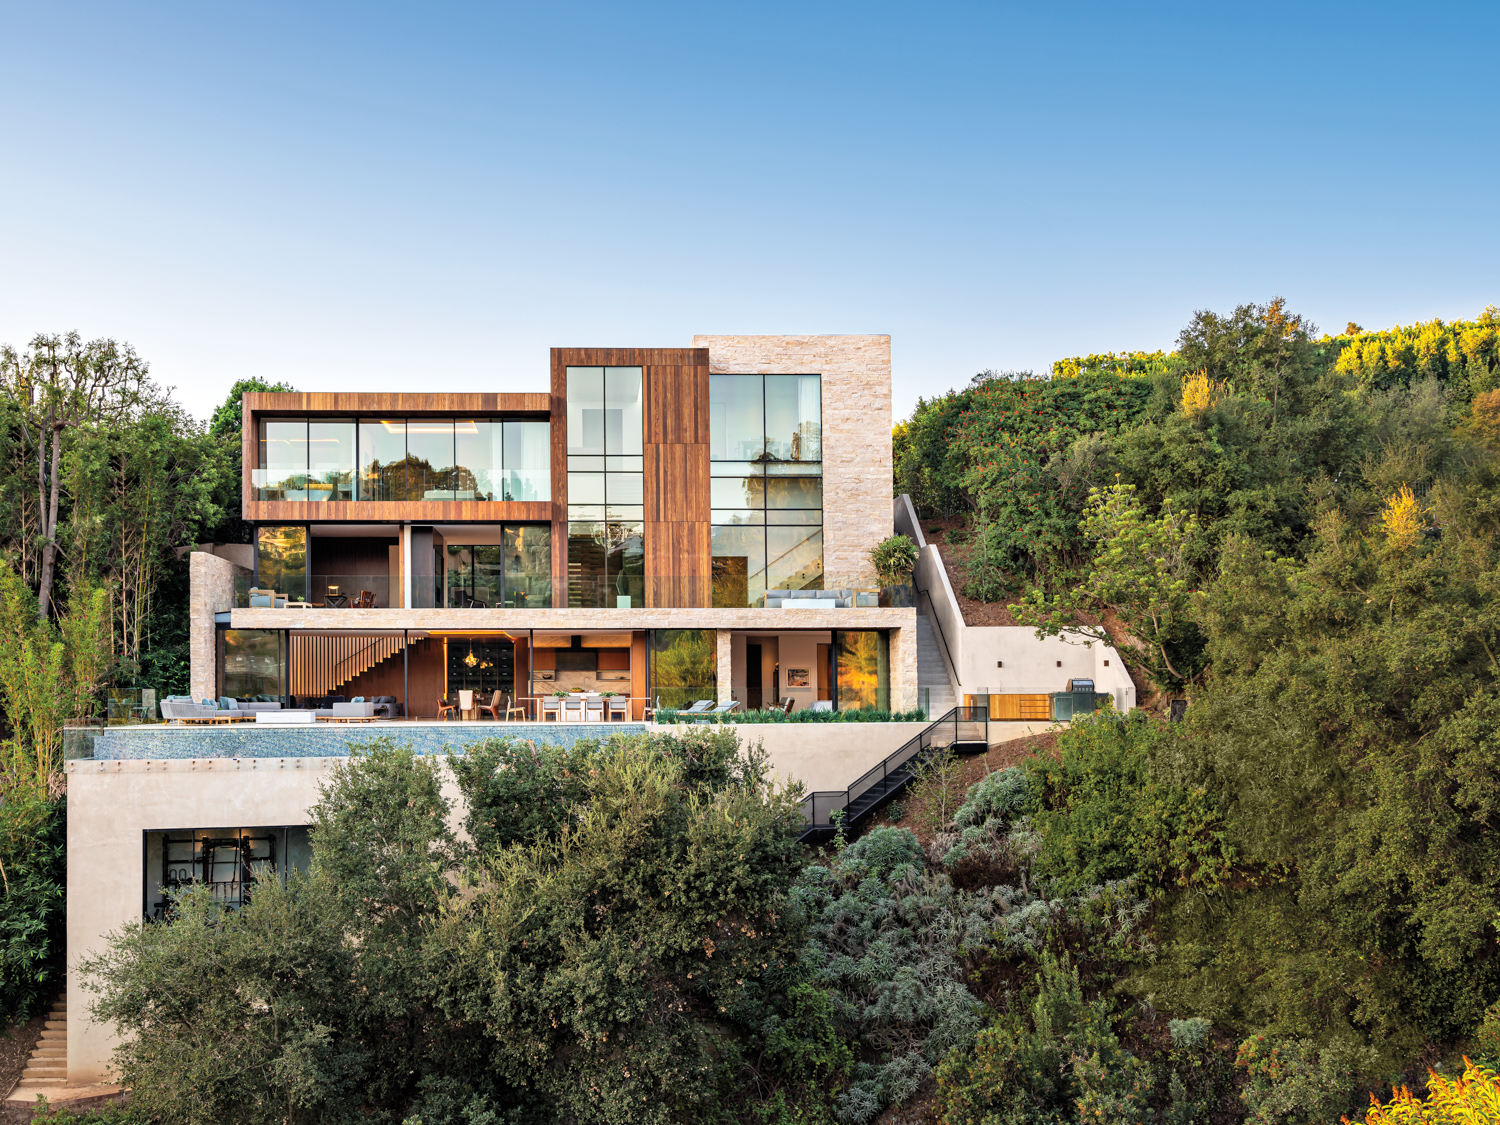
[786,667,811,688]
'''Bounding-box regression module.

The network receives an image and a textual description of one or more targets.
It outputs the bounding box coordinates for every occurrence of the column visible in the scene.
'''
[889,622,919,713]
[717,629,734,705]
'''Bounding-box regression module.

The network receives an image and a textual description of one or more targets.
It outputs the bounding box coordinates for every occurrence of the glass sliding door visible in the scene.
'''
[256,526,307,602]
[358,420,408,501]
[219,629,287,701]
[257,420,308,500]
[649,629,717,711]
[307,420,355,502]
[502,420,549,501]
[454,420,502,501]
[406,419,456,500]
[504,525,551,607]
[835,630,889,712]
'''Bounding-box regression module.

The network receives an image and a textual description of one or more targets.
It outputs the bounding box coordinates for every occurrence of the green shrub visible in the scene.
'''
[870,534,918,586]
[1234,1034,1379,1125]
[838,826,923,880]
[953,767,1031,828]
[654,707,927,724]
[0,790,66,1025]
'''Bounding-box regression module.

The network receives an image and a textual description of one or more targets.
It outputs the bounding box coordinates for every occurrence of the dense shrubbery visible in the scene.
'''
[0,789,66,1025]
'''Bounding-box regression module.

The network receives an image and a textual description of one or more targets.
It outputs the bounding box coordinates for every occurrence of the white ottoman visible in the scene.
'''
[255,710,317,725]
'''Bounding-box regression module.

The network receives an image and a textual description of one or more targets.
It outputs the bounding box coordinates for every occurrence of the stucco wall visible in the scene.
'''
[188,552,236,703]
[692,335,893,580]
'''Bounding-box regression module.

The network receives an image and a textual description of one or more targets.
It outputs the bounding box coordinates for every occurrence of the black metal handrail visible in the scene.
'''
[795,705,992,842]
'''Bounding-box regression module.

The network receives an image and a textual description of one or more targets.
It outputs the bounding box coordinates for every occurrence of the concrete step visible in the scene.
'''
[15,1078,67,1089]
[22,1066,66,1079]
[43,1019,66,1030]
[39,1029,66,1040]
[29,1048,66,1059]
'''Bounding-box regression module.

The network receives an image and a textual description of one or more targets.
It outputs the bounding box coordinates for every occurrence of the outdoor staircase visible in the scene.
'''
[11,992,67,1098]
[916,612,957,716]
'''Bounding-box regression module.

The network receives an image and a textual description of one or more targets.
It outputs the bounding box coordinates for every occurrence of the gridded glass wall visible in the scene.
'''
[709,374,823,606]
[443,525,552,607]
[256,526,307,601]
[648,629,717,710]
[567,367,644,607]
[144,826,312,919]
[219,629,286,700]
[256,417,549,502]
[835,630,890,712]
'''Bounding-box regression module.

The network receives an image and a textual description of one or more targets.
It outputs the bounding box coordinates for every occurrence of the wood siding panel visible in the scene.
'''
[245,501,551,523]
[645,444,709,522]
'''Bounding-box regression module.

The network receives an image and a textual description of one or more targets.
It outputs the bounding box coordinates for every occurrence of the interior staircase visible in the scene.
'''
[9,991,66,1100]
[916,612,957,716]
[290,632,414,698]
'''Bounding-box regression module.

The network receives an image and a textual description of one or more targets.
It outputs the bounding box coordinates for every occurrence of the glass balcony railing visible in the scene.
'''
[234,573,912,610]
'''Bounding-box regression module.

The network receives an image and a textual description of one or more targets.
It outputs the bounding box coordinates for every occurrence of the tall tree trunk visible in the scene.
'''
[37,423,62,621]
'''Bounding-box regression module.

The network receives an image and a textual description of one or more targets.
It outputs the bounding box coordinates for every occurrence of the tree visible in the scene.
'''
[1011,479,1198,684]
[0,333,151,620]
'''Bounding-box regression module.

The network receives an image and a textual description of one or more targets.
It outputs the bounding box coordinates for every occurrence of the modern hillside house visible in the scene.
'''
[191,335,917,719]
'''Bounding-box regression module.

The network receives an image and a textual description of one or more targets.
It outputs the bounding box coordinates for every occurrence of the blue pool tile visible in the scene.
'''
[93,722,649,760]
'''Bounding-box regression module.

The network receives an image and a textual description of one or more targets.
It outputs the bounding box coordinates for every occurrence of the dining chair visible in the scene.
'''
[356,590,375,608]
[607,697,629,722]
[481,690,502,720]
[503,694,526,721]
[562,698,585,722]
[584,696,605,722]
[540,697,562,722]
[437,697,457,721]
[458,690,474,716]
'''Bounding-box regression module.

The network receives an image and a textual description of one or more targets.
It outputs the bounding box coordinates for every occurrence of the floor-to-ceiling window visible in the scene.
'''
[256,526,307,602]
[648,629,717,710]
[567,367,644,607]
[710,374,822,606]
[834,630,889,712]
[443,525,552,607]
[219,629,287,700]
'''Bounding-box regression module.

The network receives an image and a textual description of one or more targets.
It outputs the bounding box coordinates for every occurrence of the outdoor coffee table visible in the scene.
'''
[255,710,317,725]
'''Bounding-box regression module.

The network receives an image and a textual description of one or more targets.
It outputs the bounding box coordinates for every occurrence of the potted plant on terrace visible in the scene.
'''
[871,534,917,606]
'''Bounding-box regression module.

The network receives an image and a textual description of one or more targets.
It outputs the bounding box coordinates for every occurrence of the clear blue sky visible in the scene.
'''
[1,2,1495,424]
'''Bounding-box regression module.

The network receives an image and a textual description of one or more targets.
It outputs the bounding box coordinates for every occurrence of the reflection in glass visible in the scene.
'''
[455,421,501,501]
[764,374,821,461]
[257,420,308,500]
[307,420,355,501]
[568,521,644,607]
[407,419,456,500]
[504,524,552,607]
[710,474,765,509]
[710,375,765,461]
[604,367,643,455]
[358,420,408,501]
[650,629,717,710]
[836,630,889,711]
[502,421,549,501]
[766,475,822,509]
[567,367,605,454]
[711,524,766,607]
[220,629,285,700]
[256,526,307,602]
[768,526,823,591]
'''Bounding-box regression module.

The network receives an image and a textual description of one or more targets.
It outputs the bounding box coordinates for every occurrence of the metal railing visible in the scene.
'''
[795,706,993,843]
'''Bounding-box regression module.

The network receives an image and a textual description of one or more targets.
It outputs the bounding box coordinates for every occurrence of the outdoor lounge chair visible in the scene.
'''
[681,699,715,714]
[372,696,400,719]
[775,697,795,714]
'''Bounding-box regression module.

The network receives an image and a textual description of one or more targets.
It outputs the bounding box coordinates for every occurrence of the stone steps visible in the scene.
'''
[8,990,68,1100]
[915,613,957,715]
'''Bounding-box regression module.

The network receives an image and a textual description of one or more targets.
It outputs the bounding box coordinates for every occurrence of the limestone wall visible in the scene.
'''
[692,335,893,580]
[188,552,237,703]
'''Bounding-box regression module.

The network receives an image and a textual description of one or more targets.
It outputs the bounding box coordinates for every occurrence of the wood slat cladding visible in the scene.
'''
[645,445,709,522]
[244,392,550,415]
[247,501,551,523]
[644,366,710,445]
[290,632,411,696]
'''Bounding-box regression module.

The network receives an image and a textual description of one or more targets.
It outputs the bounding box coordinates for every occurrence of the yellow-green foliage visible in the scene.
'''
[1051,349,1179,379]
[1180,369,1222,417]
[1381,484,1425,553]
[1354,1057,1500,1124]
[1328,308,1500,395]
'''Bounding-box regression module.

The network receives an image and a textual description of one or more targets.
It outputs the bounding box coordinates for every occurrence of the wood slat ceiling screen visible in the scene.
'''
[291,633,410,697]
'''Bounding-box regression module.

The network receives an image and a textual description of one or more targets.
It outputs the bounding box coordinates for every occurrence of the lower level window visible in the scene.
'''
[144,826,312,919]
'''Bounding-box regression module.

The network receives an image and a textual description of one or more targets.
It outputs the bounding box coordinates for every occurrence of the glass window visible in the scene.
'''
[604,367,643,455]
[766,476,822,509]
[502,421,549,502]
[711,524,766,608]
[710,375,765,461]
[568,520,643,608]
[307,420,354,502]
[568,473,606,507]
[472,545,504,606]
[765,374,821,462]
[358,420,408,502]
[407,419,456,501]
[144,826,311,920]
[220,629,285,701]
[567,367,605,455]
[504,524,552,608]
[256,525,307,602]
[257,419,307,501]
[455,421,501,501]
[836,630,889,711]
[768,526,823,592]
[649,629,717,711]
[711,474,764,509]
